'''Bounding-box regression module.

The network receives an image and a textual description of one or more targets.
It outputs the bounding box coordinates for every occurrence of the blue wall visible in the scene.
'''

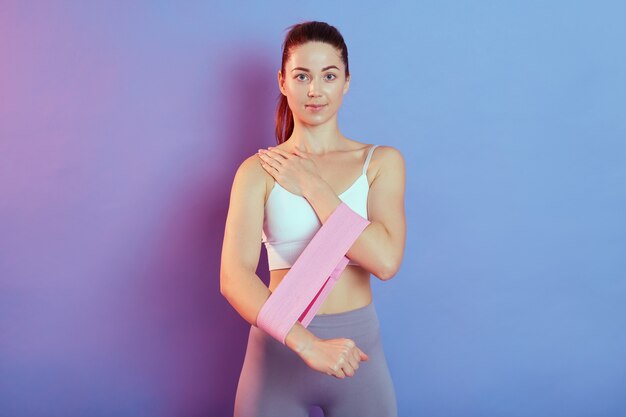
[1,1,624,416]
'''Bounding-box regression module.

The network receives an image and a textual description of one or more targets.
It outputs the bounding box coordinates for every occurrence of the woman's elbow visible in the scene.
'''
[378,258,401,281]
[220,278,229,298]
[220,268,233,297]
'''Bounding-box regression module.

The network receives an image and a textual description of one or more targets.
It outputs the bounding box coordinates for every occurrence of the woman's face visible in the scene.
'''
[278,41,350,126]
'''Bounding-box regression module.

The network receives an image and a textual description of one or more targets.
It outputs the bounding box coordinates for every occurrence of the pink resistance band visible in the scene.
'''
[256,202,371,344]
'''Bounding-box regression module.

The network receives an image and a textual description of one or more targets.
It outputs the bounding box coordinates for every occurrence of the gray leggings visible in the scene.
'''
[234,302,398,417]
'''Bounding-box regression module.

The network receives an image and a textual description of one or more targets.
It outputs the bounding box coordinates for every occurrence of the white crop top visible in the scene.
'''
[261,144,378,270]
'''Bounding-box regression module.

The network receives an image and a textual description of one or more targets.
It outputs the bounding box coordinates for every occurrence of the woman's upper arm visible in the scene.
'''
[220,155,266,291]
[367,145,407,276]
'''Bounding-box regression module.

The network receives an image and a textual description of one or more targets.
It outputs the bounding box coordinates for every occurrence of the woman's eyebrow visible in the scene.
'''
[291,65,339,72]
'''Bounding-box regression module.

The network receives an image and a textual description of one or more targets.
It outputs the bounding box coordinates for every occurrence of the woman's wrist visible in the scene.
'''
[301,175,328,201]
[285,321,318,354]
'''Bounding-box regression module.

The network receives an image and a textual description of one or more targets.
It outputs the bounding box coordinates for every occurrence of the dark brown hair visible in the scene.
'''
[275,21,350,144]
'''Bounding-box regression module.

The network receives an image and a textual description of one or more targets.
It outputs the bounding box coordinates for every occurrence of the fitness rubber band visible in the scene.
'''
[256,202,370,344]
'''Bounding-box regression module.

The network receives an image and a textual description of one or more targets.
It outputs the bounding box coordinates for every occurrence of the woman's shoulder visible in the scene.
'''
[365,144,406,202]
[364,143,405,175]
[232,152,272,196]
[237,152,265,174]
[371,144,404,160]
[348,139,403,158]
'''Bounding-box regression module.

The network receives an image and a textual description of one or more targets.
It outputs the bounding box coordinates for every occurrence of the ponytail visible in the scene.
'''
[275,93,294,145]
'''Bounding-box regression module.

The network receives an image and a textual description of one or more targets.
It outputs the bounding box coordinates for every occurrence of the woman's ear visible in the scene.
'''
[278,70,286,96]
[343,75,350,95]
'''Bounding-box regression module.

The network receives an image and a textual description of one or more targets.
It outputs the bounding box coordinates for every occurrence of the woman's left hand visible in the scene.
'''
[257,146,321,197]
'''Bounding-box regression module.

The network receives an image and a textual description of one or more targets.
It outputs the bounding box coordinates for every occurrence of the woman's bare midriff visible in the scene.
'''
[269,265,372,314]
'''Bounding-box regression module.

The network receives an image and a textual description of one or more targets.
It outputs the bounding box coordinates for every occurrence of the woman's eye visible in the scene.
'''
[295,73,336,81]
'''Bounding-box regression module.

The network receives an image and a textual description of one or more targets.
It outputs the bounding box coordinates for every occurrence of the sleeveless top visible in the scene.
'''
[261,144,379,270]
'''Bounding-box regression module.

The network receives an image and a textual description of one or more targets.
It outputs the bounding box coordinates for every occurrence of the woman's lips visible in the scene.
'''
[306,104,326,112]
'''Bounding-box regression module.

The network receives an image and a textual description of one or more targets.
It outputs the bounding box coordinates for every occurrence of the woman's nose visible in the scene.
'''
[308,79,321,96]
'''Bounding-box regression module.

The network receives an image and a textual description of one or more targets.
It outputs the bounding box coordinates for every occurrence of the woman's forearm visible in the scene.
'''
[302,178,398,280]
[220,266,318,352]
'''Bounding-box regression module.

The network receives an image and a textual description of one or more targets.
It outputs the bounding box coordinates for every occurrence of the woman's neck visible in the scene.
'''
[286,125,346,155]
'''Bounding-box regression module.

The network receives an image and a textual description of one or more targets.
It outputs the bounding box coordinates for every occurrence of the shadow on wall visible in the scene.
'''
[126,46,277,415]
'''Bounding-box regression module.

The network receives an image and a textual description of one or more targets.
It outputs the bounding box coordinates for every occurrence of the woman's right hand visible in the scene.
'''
[297,337,369,379]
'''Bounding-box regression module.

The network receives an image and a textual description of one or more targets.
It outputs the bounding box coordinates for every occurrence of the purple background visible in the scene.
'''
[1,1,625,416]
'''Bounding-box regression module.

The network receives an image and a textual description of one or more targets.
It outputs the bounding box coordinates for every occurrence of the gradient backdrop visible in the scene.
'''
[1,1,625,416]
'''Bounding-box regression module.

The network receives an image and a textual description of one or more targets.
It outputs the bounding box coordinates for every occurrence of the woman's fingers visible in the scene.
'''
[257,149,282,167]
[342,344,366,377]
[346,354,360,373]
[335,341,364,378]
[351,348,363,366]
[335,368,347,379]
[266,146,293,159]
[336,357,347,378]
[305,337,368,379]
[330,358,347,379]
[256,156,277,177]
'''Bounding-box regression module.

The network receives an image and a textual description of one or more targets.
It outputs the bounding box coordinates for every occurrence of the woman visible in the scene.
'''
[220,20,406,416]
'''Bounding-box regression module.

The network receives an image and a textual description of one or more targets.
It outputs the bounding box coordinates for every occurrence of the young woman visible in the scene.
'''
[220,21,406,417]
